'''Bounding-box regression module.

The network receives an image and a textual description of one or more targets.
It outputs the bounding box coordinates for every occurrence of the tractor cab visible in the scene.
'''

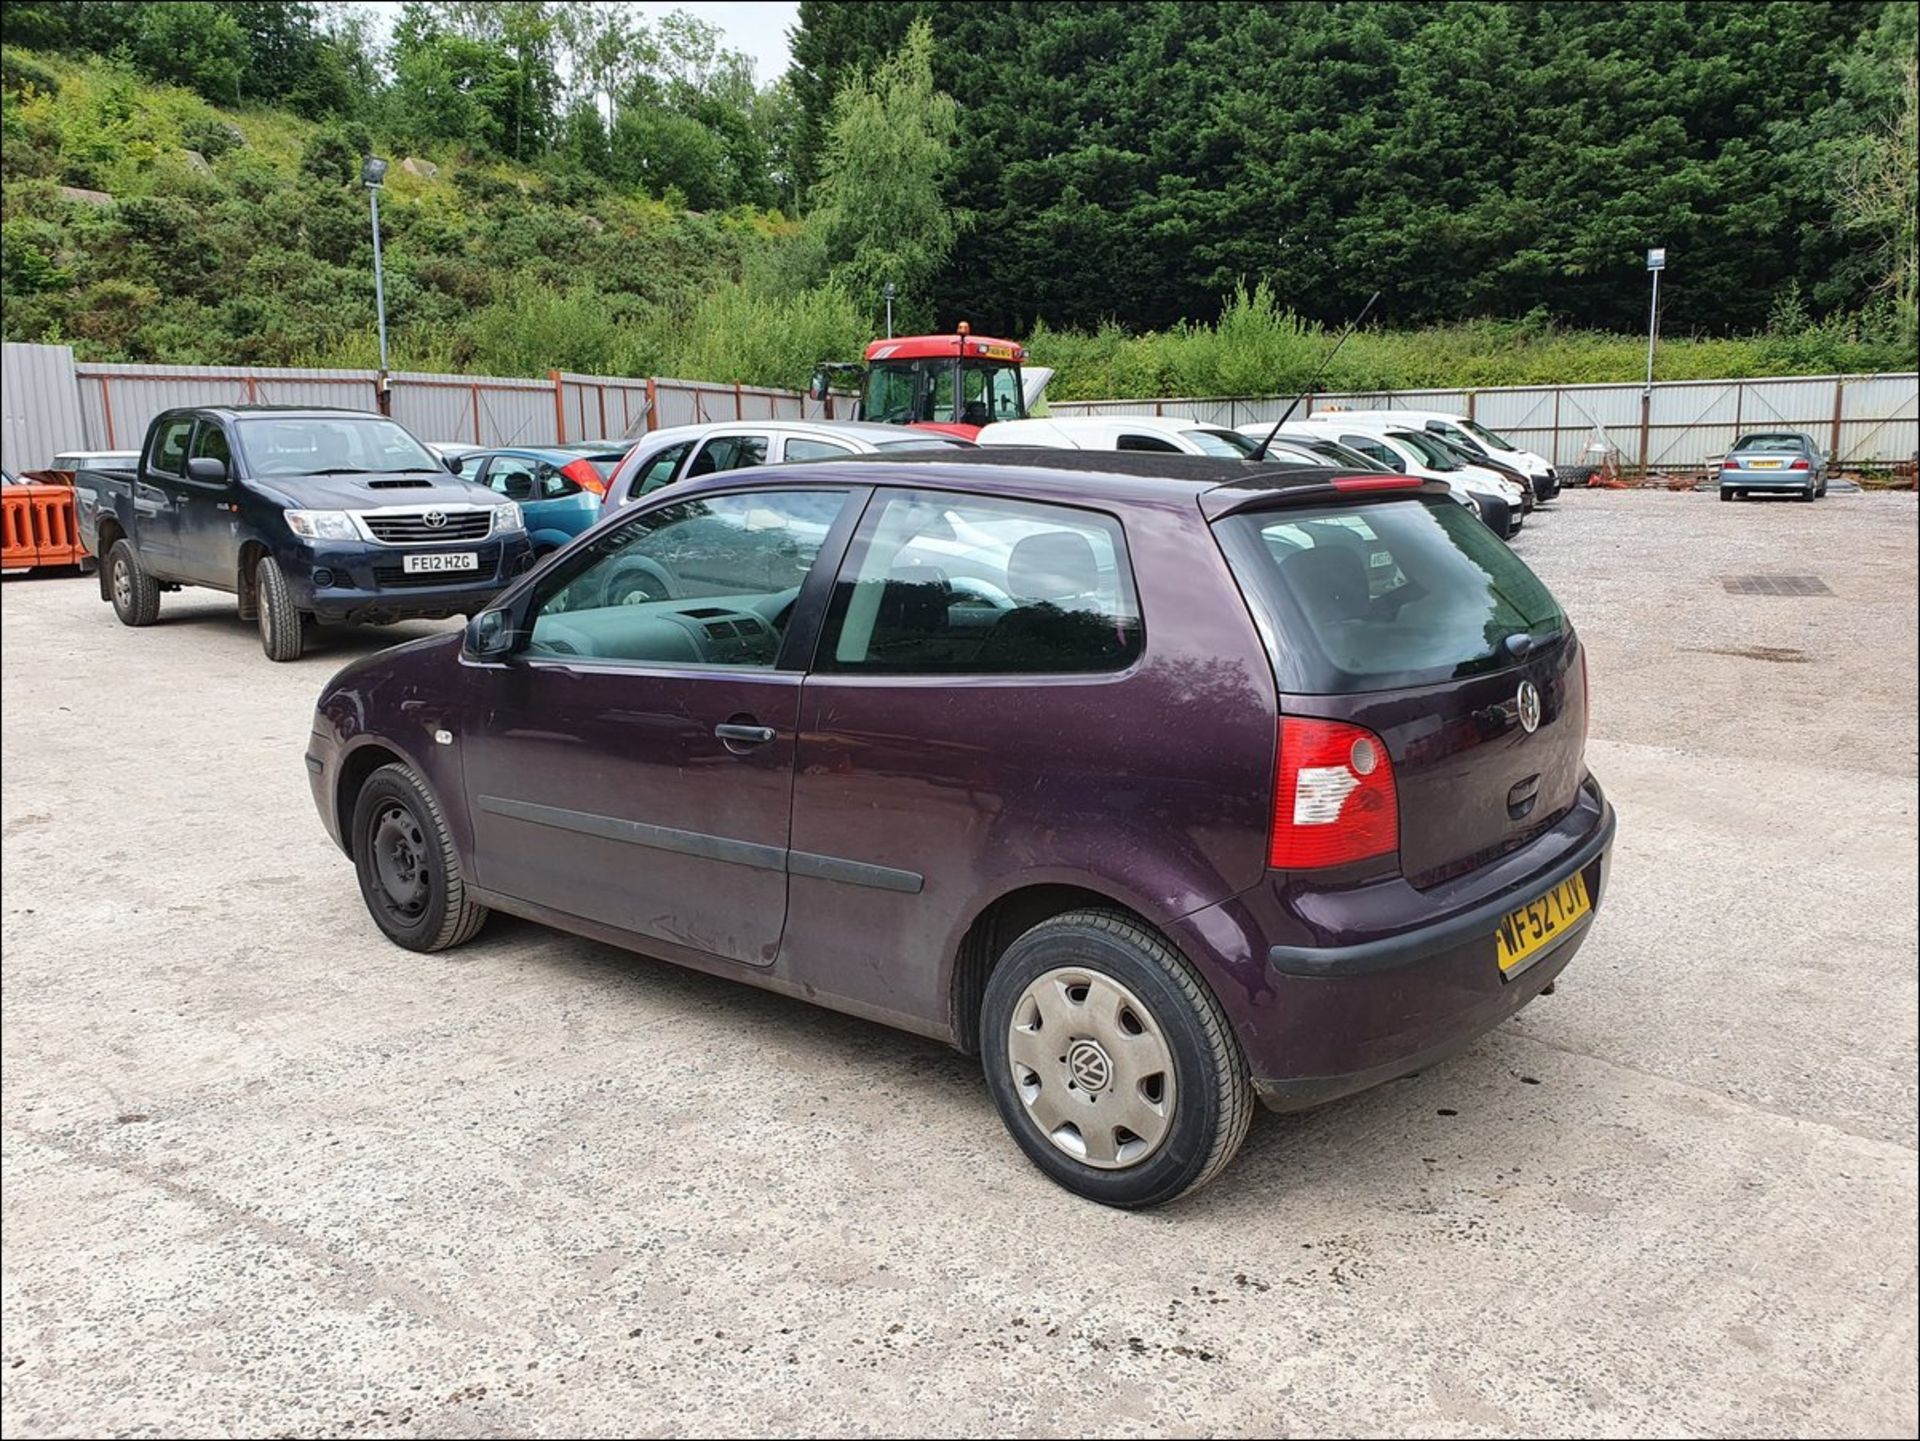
[810,325,1030,442]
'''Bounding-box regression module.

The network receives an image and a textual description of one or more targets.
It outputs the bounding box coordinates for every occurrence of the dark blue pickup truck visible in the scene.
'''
[74,405,535,660]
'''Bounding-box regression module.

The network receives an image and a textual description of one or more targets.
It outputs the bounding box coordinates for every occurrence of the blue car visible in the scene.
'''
[444,444,632,554]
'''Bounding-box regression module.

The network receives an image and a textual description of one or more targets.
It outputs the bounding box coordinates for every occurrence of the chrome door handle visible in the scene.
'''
[714,723,776,745]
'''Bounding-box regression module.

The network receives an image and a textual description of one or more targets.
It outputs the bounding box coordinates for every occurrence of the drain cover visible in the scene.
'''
[1720,575,1833,597]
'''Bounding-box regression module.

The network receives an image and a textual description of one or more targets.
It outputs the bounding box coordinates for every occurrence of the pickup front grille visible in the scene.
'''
[363,509,492,543]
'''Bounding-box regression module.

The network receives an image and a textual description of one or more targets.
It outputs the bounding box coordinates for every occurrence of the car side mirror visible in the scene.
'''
[503,474,537,502]
[466,608,517,660]
[807,368,831,402]
[186,456,228,484]
[443,454,463,474]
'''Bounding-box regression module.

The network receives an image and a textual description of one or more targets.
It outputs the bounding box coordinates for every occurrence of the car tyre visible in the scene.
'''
[351,762,489,952]
[256,554,305,661]
[107,539,161,626]
[980,908,1253,1209]
[1719,489,1734,502]
[1799,484,1816,502]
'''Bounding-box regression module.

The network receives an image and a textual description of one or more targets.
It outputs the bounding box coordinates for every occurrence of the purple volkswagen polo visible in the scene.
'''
[306,451,1614,1208]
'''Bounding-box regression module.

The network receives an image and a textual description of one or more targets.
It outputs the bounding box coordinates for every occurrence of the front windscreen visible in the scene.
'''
[1184,429,1262,457]
[238,417,441,477]
[1215,497,1565,693]
[1460,419,1517,450]
[863,359,1025,426]
[1388,430,1463,472]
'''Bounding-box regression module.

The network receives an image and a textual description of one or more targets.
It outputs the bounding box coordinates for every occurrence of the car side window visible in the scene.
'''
[453,453,487,480]
[819,490,1143,675]
[785,437,855,462]
[521,489,853,670]
[484,455,538,502]
[148,417,194,477]
[1116,434,1182,453]
[629,441,692,501]
[1342,436,1404,471]
[686,434,769,479]
[189,422,232,471]
[539,463,581,499]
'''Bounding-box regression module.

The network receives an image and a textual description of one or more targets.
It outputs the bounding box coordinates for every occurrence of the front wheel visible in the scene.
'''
[107,540,161,626]
[350,762,488,952]
[255,555,305,661]
[980,909,1253,1209]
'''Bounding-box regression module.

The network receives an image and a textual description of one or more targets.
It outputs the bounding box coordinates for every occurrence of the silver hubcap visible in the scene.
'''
[1007,968,1176,1170]
[112,559,131,608]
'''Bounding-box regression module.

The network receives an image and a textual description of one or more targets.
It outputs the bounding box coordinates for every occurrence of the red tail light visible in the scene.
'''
[1790,458,1810,470]
[1269,717,1399,869]
[561,458,607,495]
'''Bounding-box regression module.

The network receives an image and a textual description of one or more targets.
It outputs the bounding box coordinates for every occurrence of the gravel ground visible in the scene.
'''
[3,489,1915,1439]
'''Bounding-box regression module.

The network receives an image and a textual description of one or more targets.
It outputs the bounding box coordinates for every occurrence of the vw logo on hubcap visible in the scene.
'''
[423,510,448,529]
[1517,680,1542,733]
[1067,1039,1112,1093]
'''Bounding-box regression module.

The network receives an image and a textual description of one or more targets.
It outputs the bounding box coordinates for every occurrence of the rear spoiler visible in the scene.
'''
[1198,473,1446,521]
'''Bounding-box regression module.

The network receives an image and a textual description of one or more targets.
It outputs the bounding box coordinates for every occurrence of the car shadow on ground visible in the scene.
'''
[450,911,1489,1216]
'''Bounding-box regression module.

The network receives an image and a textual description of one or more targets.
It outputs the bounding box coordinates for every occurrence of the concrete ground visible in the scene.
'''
[2,490,1915,1439]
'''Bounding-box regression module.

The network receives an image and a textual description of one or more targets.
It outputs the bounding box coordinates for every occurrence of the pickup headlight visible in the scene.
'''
[491,502,525,534]
[286,509,358,541]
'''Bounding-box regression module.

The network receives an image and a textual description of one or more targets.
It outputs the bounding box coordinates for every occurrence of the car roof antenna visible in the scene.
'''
[1246,290,1381,462]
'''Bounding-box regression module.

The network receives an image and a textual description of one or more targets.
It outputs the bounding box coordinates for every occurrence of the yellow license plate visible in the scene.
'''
[980,343,1019,360]
[1495,873,1592,973]
[1751,459,1782,468]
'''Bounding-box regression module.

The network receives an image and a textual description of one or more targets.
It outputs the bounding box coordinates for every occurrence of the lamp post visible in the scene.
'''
[883,281,896,339]
[1639,245,1667,473]
[362,154,391,414]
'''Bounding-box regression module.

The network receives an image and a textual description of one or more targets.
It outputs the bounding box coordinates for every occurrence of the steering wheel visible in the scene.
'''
[947,576,1015,610]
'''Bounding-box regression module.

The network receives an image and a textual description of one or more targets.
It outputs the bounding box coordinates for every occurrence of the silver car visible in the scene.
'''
[1719,431,1830,501]
[601,420,975,510]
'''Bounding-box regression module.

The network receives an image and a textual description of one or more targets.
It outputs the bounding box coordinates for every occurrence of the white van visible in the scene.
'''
[1317,409,1557,496]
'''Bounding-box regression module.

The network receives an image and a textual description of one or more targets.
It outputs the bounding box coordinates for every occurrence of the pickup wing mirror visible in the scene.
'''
[807,368,832,402]
[186,456,228,484]
[443,453,464,474]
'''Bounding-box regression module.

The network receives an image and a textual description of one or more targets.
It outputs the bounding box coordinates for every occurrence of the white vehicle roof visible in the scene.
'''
[976,415,1256,455]
[630,418,973,452]
[1314,408,1470,428]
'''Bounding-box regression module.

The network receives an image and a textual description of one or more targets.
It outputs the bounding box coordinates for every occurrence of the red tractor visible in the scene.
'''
[808,324,1035,442]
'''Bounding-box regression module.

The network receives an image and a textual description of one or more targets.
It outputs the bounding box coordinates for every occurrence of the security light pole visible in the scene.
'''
[884,282,896,339]
[1644,246,1665,393]
[363,155,392,414]
[1640,247,1666,474]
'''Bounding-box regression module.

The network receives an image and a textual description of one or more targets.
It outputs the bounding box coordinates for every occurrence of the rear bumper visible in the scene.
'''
[282,536,535,622]
[1719,471,1813,490]
[1170,778,1615,1112]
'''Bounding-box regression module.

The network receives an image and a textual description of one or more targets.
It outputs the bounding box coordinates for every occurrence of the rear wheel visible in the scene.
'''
[107,540,161,626]
[1799,484,1816,502]
[351,763,488,952]
[255,555,305,661]
[981,908,1252,1209]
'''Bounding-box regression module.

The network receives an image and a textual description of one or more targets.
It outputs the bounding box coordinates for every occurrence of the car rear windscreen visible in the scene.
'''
[1214,497,1565,693]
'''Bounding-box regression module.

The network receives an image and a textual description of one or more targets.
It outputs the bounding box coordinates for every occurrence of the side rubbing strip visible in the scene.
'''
[479,797,925,893]
[789,850,924,894]
[479,796,786,873]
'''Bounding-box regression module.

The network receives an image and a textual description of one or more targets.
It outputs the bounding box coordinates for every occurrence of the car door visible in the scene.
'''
[173,418,242,587]
[458,483,865,967]
[136,414,197,577]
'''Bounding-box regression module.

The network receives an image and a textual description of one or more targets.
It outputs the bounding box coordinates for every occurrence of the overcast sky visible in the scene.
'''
[355,2,802,86]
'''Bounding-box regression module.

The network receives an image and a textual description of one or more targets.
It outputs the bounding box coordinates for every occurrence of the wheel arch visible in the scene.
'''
[947,882,1164,1056]
[334,740,414,861]
[236,539,270,619]
[94,517,127,600]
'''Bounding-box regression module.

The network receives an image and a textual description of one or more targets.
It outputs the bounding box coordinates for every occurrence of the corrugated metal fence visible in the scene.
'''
[6,341,1914,475]
[1048,373,1920,471]
[0,344,844,471]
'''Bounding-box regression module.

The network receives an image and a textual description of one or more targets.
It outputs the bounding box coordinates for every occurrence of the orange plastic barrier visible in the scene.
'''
[1,484,86,570]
